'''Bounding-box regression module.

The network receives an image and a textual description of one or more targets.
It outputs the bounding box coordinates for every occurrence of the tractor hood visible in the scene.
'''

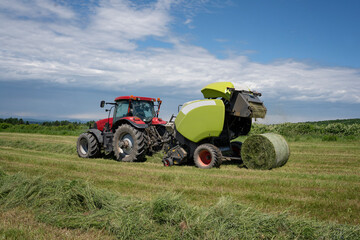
[96,118,113,131]
[201,82,234,101]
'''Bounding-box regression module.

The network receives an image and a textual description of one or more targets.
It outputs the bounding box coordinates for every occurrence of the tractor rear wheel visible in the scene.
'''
[113,124,146,162]
[77,133,100,158]
[193,143,222,169]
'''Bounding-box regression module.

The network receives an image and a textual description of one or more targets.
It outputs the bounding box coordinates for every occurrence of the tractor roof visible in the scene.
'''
[114,96,156,102]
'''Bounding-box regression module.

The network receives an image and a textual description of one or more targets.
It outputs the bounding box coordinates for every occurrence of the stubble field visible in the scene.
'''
[0,132,359,239]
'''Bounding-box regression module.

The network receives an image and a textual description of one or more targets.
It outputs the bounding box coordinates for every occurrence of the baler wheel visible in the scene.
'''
[76,132,100,158]
[193,144,222,169]
[113,124,146,162]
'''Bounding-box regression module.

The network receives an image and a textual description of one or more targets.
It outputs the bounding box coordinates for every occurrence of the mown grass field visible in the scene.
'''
[0,132,359,238]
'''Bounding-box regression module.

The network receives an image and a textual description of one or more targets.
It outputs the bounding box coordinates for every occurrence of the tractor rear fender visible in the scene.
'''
[151,117,167,125]
[112,118,148,131]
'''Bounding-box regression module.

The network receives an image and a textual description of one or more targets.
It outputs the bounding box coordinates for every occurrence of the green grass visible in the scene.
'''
[0,132,359,238]
[1,169,359,239]
[0,208,114,240]
[0,122,88,136]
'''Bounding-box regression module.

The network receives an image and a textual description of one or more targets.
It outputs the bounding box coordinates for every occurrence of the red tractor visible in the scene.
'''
[76,96,169,162]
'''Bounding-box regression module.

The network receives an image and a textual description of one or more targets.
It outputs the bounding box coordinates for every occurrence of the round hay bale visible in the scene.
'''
[241,133,290,170]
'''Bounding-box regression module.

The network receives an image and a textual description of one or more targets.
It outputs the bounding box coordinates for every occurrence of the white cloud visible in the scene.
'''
[0,0,359,107]
[90,0,171,40]
[0,0,75,19]
[63,113,104,120]
[0,111,38,118]
[184,18,192,25]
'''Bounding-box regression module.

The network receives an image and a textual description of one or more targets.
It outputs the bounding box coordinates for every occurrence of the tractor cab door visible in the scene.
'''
[113,100,130,122]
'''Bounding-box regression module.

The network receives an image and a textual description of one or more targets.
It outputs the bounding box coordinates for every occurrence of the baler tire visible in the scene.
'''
[193,144,222,169]
[215,146,223,166]
[77,132,100,158]
[113,124,146,162]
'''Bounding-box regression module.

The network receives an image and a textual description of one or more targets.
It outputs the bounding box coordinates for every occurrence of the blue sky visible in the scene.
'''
[0,0,359,123]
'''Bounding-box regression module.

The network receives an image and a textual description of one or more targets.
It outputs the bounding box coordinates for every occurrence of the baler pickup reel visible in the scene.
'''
[227,88,267,119]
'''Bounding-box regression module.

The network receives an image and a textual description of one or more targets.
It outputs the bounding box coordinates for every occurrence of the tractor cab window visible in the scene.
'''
[132,100,155,122]
[115,100,129,119]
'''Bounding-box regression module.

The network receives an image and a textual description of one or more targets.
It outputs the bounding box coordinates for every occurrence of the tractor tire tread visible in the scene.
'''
[113,124,146,162]
[77,132,100,158]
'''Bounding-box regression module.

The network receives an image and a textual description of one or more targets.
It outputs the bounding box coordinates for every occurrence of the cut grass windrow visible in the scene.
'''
[0,133,359,226]
[0,169,359,240]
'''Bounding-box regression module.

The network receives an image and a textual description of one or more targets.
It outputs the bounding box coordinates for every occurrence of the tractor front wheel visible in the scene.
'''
[193,144,222,169]
[76,132,100,158]
[113,124,146,162]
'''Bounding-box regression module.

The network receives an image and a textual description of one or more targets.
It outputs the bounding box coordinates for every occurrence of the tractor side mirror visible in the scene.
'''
[100,100,105,108]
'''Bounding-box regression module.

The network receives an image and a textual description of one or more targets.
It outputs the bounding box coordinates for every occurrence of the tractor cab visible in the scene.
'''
[114,96,156,123]
[96,96,166,132]
[113,96,166,125]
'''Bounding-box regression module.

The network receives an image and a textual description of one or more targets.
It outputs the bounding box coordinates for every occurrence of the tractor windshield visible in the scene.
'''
[132,100,156,122]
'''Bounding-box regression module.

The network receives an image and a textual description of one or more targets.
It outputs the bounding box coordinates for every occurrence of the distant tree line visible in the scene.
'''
[41,120,84,127]
[0,118,94,126]
[0,117,27,125]
[0,118,94,136]
[305,119,360,125]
